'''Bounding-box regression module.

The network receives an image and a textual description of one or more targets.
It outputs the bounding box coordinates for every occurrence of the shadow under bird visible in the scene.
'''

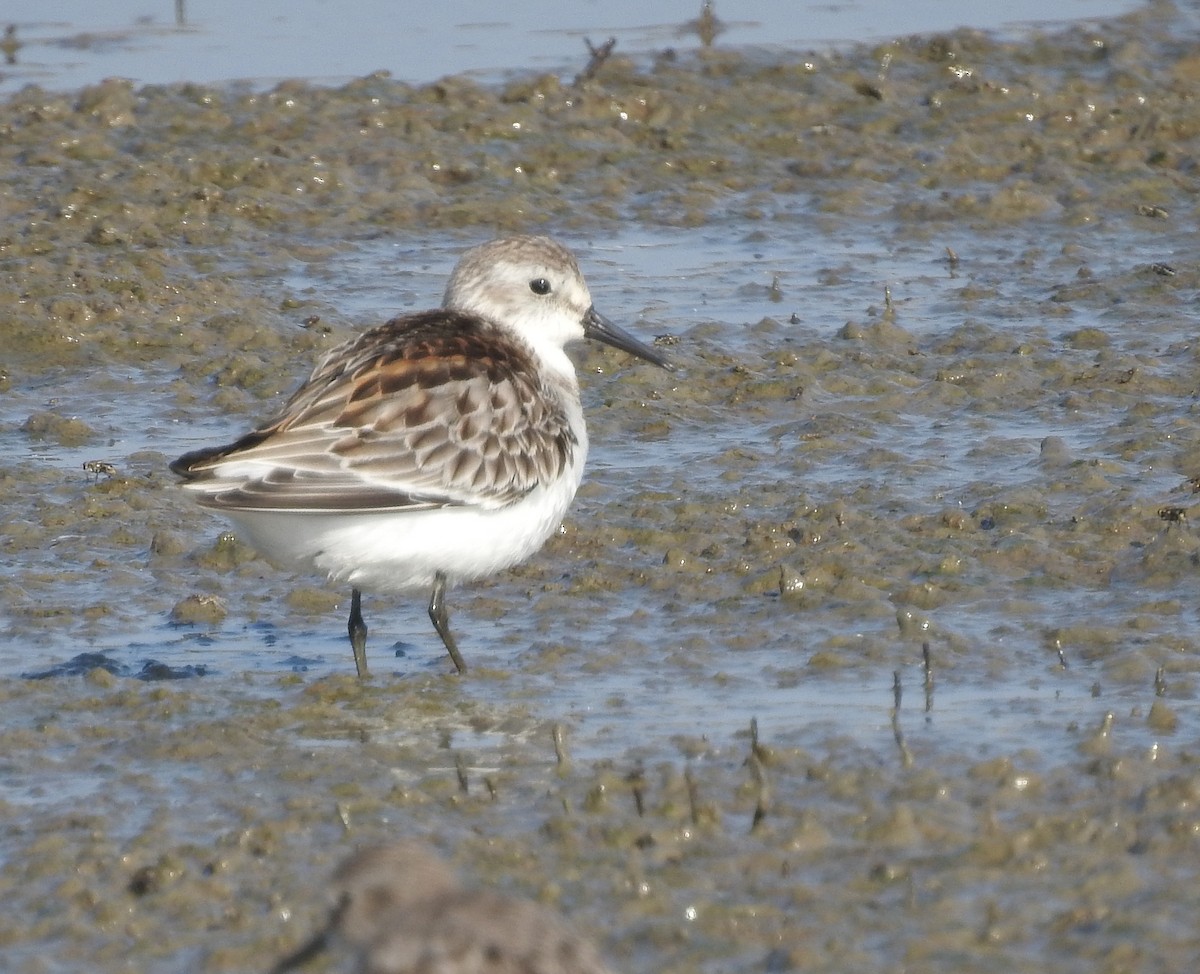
[171,235,672,676]
[270,842,617,974]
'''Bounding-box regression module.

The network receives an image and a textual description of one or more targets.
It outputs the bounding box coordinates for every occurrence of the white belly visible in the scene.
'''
[219,463,582,594]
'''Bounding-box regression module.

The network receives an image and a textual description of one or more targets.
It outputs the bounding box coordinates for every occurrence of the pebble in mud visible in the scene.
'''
[271,842,616,974]
[169,594,228,626]
[22,411,95,447]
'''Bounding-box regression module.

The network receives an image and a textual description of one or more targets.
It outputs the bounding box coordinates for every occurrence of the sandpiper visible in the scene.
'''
[172,235,671,675]
[269,842,617,974]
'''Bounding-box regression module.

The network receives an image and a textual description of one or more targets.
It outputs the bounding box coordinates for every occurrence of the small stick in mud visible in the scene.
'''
[891,670,913,768]
[922,641,934,714]
[626,764,646,817]
[552,722,571,771]
[684,766,702,826]
[575,37,616,86]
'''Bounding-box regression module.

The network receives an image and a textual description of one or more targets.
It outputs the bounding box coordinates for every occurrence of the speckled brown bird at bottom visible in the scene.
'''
[270,842,618,974]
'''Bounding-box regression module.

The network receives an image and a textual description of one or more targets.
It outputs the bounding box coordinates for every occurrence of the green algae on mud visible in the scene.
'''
[5,3,1200,972]
[2,5,1199,379]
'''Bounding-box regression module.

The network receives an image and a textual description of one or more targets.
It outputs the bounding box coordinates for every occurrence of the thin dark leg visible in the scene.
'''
[347,588,369,678]
[428,571,467,674]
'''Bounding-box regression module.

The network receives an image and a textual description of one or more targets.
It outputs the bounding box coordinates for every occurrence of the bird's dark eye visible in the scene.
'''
[529,278,551,295]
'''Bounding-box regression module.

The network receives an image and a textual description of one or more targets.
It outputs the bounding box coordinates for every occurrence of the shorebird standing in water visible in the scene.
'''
[172,236,671,676]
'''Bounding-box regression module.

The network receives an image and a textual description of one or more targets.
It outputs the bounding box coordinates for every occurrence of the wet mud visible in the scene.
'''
[3,3,1200,971]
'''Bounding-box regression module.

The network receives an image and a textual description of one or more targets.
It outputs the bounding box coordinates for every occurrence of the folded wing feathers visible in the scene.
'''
[174,312,577,513]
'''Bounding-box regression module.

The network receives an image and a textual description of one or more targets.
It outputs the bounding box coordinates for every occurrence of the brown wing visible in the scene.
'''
[171,311,578,513]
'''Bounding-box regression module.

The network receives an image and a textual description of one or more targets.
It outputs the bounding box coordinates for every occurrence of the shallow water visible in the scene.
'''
[3,2,1200,972]
[2,0,1139,93]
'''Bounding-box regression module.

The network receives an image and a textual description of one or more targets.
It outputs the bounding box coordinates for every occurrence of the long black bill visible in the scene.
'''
[583,307,675,371]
